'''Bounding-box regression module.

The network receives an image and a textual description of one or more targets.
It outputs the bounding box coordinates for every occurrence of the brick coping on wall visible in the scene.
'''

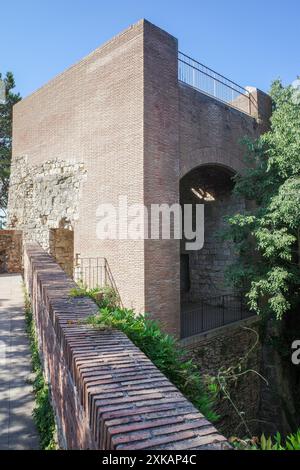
[24,242,229,450]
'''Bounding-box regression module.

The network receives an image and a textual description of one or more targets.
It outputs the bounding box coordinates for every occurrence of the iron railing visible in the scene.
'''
[73,256,118,291]
[178,51,251,114]
[181,294,254,339]
[74,256,106,288]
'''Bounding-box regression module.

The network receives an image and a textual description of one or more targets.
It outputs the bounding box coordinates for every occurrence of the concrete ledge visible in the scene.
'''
[24,242,229,450]
[180,315,259,350]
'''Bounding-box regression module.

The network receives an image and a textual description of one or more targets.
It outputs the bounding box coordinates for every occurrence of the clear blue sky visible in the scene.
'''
[1,0,299,98]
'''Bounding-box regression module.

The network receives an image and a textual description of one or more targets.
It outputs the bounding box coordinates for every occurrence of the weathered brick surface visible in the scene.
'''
[24,241,229,450]
[0,229,22,272]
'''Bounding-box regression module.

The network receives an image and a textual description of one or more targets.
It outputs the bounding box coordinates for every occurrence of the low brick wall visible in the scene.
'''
[24,242,229,450]
[0,229,22,273]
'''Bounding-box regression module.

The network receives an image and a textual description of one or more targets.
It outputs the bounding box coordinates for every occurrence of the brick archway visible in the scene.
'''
[179,163,242,303]
[179,147,247,180]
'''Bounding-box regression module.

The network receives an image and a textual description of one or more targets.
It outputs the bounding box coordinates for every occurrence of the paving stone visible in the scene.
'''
[0,274,39,450]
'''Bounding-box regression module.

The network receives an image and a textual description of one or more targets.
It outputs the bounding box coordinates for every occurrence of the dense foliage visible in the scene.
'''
[24,289,56,450]
[225,79,300,320]
[0,72,21,225]
[70,286,218,423]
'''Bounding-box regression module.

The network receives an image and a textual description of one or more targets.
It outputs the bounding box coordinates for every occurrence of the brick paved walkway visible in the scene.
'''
[0,273,39,449]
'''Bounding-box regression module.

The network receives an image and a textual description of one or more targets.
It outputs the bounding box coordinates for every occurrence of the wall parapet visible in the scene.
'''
[178,51,251,115]
[24,242,229,450]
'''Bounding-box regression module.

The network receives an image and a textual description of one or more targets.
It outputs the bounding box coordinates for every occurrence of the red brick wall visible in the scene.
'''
[10,19,272,337]
[12,20,146,316]
[178,83,270,179]
[143,22,180,336]
[24,242,229,450]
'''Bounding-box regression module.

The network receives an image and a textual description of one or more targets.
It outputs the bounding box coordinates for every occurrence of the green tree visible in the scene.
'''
[225,79,300,320]
[0,72,21,226]
[223,79,300,436]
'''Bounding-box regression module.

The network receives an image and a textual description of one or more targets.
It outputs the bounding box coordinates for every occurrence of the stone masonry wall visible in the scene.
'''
[8,156,86,251]
[24,242,229,450]
[182,318,262,437]
[180,165,245,301]
[186,194,244,301]
[0,230,22,273]
[49,228,74,277]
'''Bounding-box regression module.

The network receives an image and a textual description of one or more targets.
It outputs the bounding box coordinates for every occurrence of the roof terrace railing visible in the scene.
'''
[178,51,251,114]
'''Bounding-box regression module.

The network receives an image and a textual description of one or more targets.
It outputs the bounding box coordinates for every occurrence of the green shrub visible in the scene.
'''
[70,286,218,423]
[24,289,57,450]
[70,284,119,310]
[259,431,300,450]
[230,429,300,450]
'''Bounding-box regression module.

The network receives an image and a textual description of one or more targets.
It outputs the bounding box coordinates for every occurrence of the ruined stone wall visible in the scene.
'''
[8,157,86,252]
[182,318,262,437]
[0,229,22,272]
[49,228,74,277]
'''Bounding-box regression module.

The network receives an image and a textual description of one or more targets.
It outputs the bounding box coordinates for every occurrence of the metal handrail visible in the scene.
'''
[178,51,250,114]
[179,52,249,95]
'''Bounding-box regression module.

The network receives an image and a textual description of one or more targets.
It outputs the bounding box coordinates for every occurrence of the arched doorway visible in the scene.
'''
[180,164,249,337]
